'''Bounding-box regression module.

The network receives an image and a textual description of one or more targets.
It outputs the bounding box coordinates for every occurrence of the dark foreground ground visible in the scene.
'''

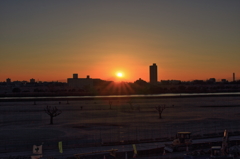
[0,96,240,158]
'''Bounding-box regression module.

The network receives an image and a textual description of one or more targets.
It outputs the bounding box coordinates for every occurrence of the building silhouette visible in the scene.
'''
[149,63,158,84]
[30,78,35,83]
[6,78,11,83]
[73,74,78,79]
[67,74,93,89]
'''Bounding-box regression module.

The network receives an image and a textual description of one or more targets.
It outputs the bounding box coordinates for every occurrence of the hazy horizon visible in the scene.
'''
[1,1,240,82]
[1,75,238,83]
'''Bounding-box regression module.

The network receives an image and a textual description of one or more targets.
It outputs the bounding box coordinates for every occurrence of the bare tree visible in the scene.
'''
[155,105,166,119]
[44,105,62,125]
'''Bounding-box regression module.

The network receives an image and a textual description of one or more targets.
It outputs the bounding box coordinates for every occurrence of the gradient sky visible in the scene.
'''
[1,1,240,82]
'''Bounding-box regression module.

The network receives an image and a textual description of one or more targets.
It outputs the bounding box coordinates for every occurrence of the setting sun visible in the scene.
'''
[116,72,123,78]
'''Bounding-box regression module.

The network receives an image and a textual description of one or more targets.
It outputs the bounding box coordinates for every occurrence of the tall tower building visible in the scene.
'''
[233,73,235,82]
[149,63,158,84]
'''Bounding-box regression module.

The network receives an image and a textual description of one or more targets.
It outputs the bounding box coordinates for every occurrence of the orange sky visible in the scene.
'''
[1,1,240,82]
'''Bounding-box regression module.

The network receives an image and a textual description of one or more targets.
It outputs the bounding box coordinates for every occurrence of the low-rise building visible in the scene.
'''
[67,74,93,89]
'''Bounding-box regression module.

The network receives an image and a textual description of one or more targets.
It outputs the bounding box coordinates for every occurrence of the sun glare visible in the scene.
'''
[116,72,123,78]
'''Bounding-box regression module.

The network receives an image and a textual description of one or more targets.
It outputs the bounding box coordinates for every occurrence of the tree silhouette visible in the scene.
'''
[155,105,166,119]
[44,105,62,125]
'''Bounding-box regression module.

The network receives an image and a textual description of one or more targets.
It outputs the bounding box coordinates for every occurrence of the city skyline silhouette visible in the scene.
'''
[1,1,240,83]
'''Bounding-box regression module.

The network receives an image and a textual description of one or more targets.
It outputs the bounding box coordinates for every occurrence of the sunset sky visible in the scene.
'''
[1,1,240,82]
